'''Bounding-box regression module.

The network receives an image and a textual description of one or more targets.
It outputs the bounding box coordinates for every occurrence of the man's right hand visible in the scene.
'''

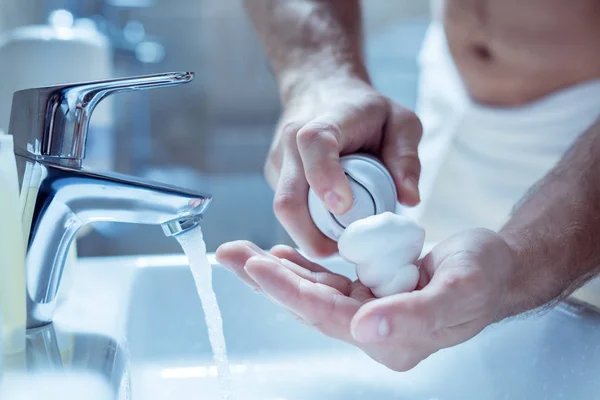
[266,76,423,257]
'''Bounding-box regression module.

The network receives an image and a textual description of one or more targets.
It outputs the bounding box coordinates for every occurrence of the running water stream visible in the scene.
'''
[175,227,232,399]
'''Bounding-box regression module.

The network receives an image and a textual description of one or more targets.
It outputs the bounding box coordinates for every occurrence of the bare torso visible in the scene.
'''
[444,0,600,105]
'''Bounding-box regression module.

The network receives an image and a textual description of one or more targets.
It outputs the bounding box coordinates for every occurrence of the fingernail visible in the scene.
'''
[352,314,390,343]
[241,264,262,293]
[324,190,345,214]
[243,263,255,276]
[404,176,420,203]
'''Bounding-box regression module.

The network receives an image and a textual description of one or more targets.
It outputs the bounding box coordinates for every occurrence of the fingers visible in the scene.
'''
[348,281,375,303]
[295,118,353,214]
[216,242,351,297]
[381,105,423,206]
[269,245,353,295]
[268,96,423,255]
[215,240,273,291]
[245,255,360,341]
[273,124,337,257]
[269,245,332,273]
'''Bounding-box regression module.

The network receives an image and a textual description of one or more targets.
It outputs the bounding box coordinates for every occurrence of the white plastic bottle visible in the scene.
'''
[308,154,425,297]
[0,131,26,369]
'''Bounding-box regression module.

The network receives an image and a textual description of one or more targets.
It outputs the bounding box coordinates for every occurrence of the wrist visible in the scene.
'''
[497,230,563,319]
[278,56,371,105]
[496,232,532,319]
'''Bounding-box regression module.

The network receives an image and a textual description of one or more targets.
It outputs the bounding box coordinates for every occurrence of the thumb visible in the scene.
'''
[350,290,440,345]
[350,263,484,346]
[296,116,354,215]
[381,106,423,206]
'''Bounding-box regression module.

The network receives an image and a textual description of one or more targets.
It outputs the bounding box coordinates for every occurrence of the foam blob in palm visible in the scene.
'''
[338,212,425,297]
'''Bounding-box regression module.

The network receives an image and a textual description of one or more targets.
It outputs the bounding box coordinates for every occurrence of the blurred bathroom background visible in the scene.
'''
[0,0,429,255]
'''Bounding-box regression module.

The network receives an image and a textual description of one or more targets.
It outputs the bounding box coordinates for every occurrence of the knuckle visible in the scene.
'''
[392,105,423,140]
[405,111,424,140]
[273,191,303,219]
[280,121,301,137]
[270,244,297,259]
[443,267,484,291]
[296,123,340,149]
[279,121,302,145]
[398,151,421,174]
[405,109,423,130]
[442,272,464,290]
[363,94,389,114]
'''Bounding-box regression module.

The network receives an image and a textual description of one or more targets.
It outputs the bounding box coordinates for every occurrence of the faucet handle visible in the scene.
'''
[9,72,194,165]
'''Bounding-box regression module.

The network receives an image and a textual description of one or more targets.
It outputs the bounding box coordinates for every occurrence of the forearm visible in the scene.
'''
[244,0,369,102]
[500,118,600,316]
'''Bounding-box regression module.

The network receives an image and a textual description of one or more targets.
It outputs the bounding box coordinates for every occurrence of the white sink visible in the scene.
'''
[0,371,113,400]
[55,253,600,400]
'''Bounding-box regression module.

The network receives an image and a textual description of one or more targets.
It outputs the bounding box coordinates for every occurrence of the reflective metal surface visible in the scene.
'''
[161,216,203,237]
[8,72,213,328]
[17,256,137,400]
[26,325,63,371]
[25,324,129,396]
[9,72,193,165]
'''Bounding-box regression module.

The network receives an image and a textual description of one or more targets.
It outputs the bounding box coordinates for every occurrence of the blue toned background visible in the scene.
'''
[0,0,429,254]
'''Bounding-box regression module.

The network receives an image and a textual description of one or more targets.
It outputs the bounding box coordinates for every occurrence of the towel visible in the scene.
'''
[402,19,600,304]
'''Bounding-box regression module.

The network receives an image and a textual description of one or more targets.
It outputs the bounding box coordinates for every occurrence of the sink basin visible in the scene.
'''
[55,253,600,400]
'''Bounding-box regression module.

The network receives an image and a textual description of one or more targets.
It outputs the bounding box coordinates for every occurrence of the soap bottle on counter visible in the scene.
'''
[0,131,26,370]
[308,154,425,297]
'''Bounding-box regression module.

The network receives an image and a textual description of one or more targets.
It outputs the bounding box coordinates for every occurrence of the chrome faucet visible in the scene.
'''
[8,72,212,328]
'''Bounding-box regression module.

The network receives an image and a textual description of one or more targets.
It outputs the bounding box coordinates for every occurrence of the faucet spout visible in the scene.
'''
[7,71,205,328]
[22,160,211,328]
[161,216,203,237]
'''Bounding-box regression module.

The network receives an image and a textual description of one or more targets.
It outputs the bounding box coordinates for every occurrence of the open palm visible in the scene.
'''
[216,229,515,371]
